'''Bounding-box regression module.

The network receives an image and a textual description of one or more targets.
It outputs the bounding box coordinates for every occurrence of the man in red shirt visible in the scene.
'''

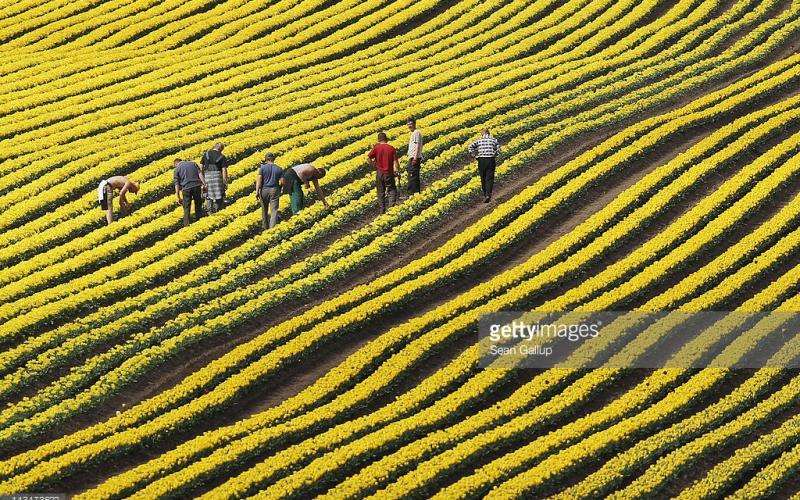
[367,131,401,215]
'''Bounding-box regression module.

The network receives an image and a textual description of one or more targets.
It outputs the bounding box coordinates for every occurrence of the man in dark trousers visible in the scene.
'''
[200,142,229,213]
[367,132,401,215]
[174,158,206,226]
[406,118,423,195]
[255,152,283,229]
[468,128,501,203]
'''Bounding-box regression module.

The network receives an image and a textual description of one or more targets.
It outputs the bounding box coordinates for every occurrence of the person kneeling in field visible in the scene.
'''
[98,175,139,225]
[281,163,329,215]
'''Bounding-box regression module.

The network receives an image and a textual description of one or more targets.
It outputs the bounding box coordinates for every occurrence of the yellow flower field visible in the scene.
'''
[2,0,800,497]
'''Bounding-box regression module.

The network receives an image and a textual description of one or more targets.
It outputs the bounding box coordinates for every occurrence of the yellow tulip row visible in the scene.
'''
[113,0,307,53]
[3,0,796,492]
[0,0,688,330]
[0,0,776,328]
[0,0,69,29]
[0,0,384,105]
[0,3,506,139]
[0,0,381,114]
[602,369,800,499]
[487,293,800,499]
[1,40,776,488]
[546,195,800,499]
[0,0,110,48]
[54,0,253,51]
[0,0,330,80]
[0,0,562,222]
[437,206,800,499]
[68,54,800,498]
[685,406,800,498]
[5,0,183,50]
[0,0,304,112]
[4,25,788,440]
[261,119,800,500]
[0,0,427,142]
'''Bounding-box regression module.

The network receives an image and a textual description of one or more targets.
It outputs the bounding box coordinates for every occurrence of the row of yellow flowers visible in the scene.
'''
[0,0,586,238]
[438,205,800,499]
[0,48,760,488]
[0,0,680,336]
[0,0,436,147]
[0,0,776,332]
[1,0,792,492]
[487,285,800,499]
[544,180,800,498]
[6,12,788,438]
[603,366,800,498]
[0,0,109,50]
[0,0,395,81]
[65,49,800,496]
[685,405,800,498]
[0,0,377,118]
[258,115,800,500]
[5,0,200,50]
[0,0,510,161]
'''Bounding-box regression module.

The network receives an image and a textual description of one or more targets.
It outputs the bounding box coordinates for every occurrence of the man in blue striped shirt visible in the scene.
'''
[468,128,501,203]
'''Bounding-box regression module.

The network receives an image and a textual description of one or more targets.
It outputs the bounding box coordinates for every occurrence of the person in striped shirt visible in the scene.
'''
[468,128,501,203]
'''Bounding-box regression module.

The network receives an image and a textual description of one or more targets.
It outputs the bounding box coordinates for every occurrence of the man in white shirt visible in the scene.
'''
[406,118,423,195]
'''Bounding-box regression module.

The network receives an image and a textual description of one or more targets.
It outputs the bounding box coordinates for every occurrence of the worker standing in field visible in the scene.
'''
[281,163,329,215]
[468,128,501,203]
[174,158,206,226]
[97,175,139,225]
[200,142,229,213]
[366,132,401,215]
[256,152,283,229]
[406,117,423,195]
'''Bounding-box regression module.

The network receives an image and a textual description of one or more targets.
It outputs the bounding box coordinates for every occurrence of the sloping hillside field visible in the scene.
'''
[2,0,800,497]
